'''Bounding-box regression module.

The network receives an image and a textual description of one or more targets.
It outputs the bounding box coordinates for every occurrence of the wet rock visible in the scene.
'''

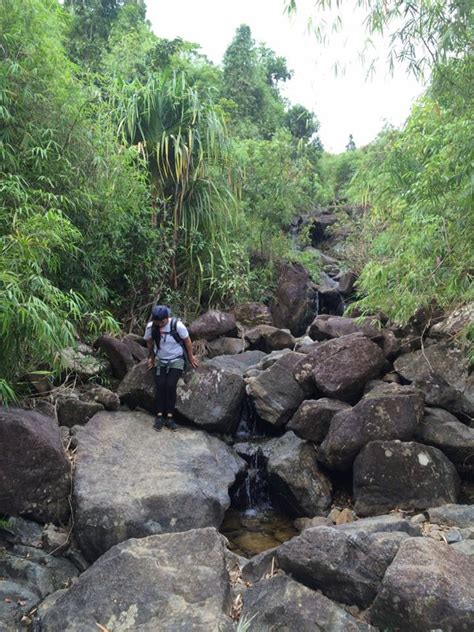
[244,324,296,353]
[272,262,319,336]
[176,363,246,432]
[56,395,103,427]
[38,528,234,631]
[82,385,120,411]
[427,504,474,529]
[73,411,245,561]
[241,575,373,631]
[294,334,385,402]
[353,441,460,516]
[371,538,474,630]
[266,432,332,517]
[416,407,474,474]
[205,337,246,358]
[318,384,424,471]
[188,309,237,341]
[93,335,137,379]
[0,408,71,524]
[277,525,408,607]
[246,352,306,427]
[233,302,273,327]
[287,398,351,443]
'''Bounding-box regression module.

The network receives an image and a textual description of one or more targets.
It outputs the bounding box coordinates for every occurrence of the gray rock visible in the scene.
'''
[38,528,234,631]
[233,302,273,327]
[244,325,296,353]
[428,504,474,529]
[254,349,292,371]
[277,526,407,607]
[60,345,109,378]
[93,335,137,379]
[335,514,422,537]
[266,432,332,517]
[430,303,474,338]
[272,262,319,336]
[0,517,43,547]
[451,540,474,556]
[353,441,460,516]
[0,408,71,524]
[241,547,279,583]
[287,398,351,443]
[338,271,357,296]
[207,350,266,376]
[318,384,424,471]
[394,341,474,411]
[188,309,237,341]
[176,363,246,432]
[241,575,373,631]
[206,336,247,358]
[413,372,474,422]
[307,314,382,342]
[294,334,385,402]
[117,359,155,411]
[82,385,120,411]
[246,352,306,426]
[56,395,104,427]
[371,537,474,630]
[73,411,245,561]
[416,407,474,474]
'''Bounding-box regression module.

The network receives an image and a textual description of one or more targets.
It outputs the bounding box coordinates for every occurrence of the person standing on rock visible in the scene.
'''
[145,305,198,431]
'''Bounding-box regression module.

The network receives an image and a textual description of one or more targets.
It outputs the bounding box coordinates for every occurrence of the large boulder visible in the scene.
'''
[205,337,246,358]
[176,364,246,433]
[413,372,474,422]
[240,575,374,631]
[353,440,460,516]
[233,302,273,327]
[38,528,234,631]
[82,385,120,411]
[206,350,266,376]
[60,343,109,379]
[56,395,104,427]
[416,407,474,475]
[188,309,237,341]
[93,335,138,379]
[245,324,296,353]
[308,315,382,342]
[371,538,474,631]
[246,352,307,426]
[428,504,474,529]
[394,341,474,411]
[73,411,245,561]
[0,408,71,524]
[293,334,385,402]
[318,384,424,471]
[266,432,332,517]
[277,525,408,608]
[287,398,351,443]
[117,359,155,411]
[272,263,319,336]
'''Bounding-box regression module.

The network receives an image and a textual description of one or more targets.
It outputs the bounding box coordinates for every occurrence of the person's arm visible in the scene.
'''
[183,337,199,368]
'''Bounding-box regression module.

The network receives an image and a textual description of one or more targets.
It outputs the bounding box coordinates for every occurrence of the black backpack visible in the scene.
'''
[151,317,187,365]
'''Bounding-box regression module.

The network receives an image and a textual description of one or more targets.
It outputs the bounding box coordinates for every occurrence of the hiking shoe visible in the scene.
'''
[165,416,178,431]
[153,416,164,432]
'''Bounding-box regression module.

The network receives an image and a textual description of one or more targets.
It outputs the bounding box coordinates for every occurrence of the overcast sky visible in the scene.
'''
[145,0,425,153]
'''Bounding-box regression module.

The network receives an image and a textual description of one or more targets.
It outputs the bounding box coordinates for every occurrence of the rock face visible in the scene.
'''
[294,334,385,402]
[233,302,273,327]
[246,352,306,426]
[188,309,237,340]
[416,407,474,474]
[353,441,460,516]
[0,408,71,524]
[241,575,373,631]
[266,432,332,517]
[73,412,245,561]
[117,359,155,412]
[277,525,407,607]
[38,528,234,631]
[318,384,424,471]
[272,263,319,336]
[244,324,296,353]
[371,538,474,631]
[308,314,381,342]
[287,398,351,443]
[394,341,474,410]
[176,364,246,433]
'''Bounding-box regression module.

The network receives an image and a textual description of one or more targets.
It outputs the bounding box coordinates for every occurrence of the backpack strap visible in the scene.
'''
[169,317,184,345]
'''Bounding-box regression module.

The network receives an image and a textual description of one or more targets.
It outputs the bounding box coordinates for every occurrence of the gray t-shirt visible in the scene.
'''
[144,319,189,361]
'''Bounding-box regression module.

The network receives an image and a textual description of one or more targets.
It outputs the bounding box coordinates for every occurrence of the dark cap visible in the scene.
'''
[151,305,170,320]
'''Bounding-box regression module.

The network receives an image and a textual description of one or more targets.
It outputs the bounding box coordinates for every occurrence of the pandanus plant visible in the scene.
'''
[113,70,238,295]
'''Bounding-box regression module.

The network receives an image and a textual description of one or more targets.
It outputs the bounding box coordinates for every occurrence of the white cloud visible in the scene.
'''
[145,0,425,152]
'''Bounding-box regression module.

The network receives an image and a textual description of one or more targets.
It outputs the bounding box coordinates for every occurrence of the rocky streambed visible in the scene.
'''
[1,295,474,630]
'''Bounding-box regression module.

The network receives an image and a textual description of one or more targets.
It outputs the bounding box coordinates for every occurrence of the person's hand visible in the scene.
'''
[147,357,155,370]
[190,355,199,369]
